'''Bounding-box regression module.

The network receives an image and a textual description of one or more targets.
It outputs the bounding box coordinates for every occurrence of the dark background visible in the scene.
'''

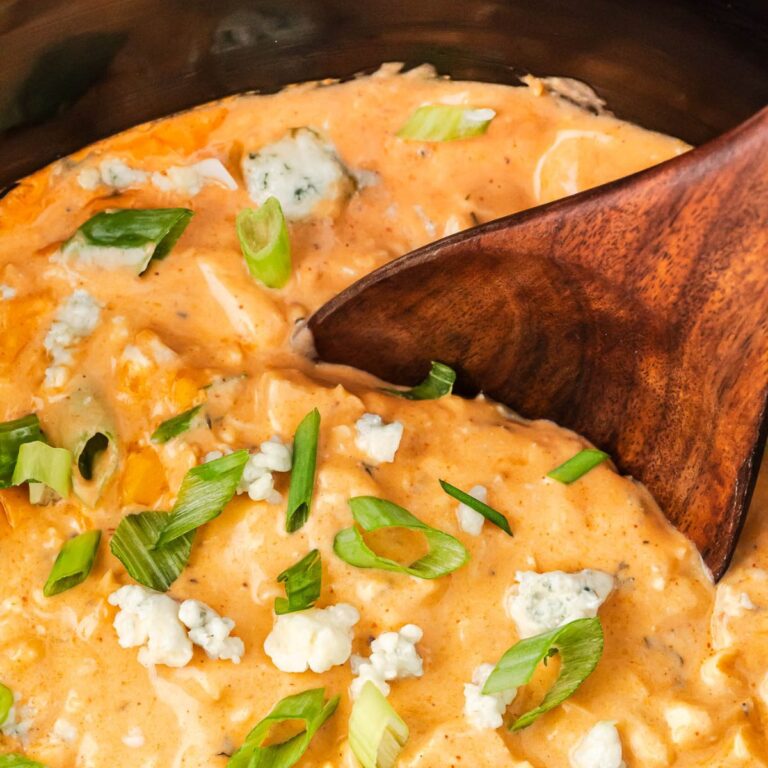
[1,0,766,189]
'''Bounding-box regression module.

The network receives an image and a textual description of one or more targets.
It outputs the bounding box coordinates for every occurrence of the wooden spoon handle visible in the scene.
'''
[310,107,768,579]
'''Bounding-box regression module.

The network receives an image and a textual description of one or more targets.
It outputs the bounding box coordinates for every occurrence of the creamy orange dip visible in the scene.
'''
[0,64,766,768]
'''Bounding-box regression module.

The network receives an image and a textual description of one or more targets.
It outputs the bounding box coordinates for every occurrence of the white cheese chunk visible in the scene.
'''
[178,599,244,663]
[0,693,34,741]
[108,585,193,668]
[354,413,403,464]
[77,156,236,197]
[264,603,360,673]
[52,717,78,743]
[455,484,488,535]
[350,624,424,698]
[241,128,351,219]
[236,436,293,503]
[505,569,614,638]
[663,703,713,746]
[43,289,101,388]
[151,159,238,196]
[0,284,16,300]
[121,726,145,748]
[570,721,626,768]
[109,586,245,668]
[77,158,148,191]
[463,663,516,730]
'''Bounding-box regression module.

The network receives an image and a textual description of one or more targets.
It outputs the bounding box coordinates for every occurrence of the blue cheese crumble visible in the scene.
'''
[241,128,353,219]
[463,663,517,730]
[354,412,404,464]
[569,721,626,768]
[43,289,101,388]
[350,624,424,698]
[505,569,614,638]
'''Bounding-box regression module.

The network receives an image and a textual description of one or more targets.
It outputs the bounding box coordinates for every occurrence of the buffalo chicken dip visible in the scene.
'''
[1,64,767,768]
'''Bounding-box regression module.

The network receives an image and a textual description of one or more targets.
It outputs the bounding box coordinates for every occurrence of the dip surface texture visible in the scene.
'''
[1,66,766,768]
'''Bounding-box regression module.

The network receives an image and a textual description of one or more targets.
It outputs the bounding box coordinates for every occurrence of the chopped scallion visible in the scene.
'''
[237,197,292,289]
[483,617,604,730]
[397,105,496,142]
[547,449,609,484]
[0,755,47,767]
[439,479,512,535]
[285,408,320,533]
[154,450,248,547]
[45,389,118,506]
[0,682,12,726]
[151,404,204,444]
[227,688,339,768]
[275,549,321,615]
[70,208,193,274]
[381,361,456,400]
[333,496,469,579]
[43,530,101,597]
[0,414,44,488]
[110,510,194,592]
[11,441,71,499]
[349,681,409,768]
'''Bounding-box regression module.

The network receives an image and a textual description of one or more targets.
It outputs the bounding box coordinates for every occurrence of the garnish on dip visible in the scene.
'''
[111,451,247,590]
[43,530,101,597]
[151,404,205,444]
[397,104,496,142]
[439,479,512,535]
[0,414,44,487]
[227,687,339,768]
[547,449,609,484]
[285,408,321,533]
[61,208,193,274]
[110,511,194,592]
[12,441,71,502]
[275,549,322,615]
[237,196,292,289]
[482,617,604,730]
[381,361,456,400]
[155,450,248,546]
[349,681,409,768]
[334,496,469,578]
[0,682,12,726]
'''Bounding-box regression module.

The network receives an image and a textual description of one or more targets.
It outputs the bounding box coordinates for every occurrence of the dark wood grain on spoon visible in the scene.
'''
[308,107,768,581]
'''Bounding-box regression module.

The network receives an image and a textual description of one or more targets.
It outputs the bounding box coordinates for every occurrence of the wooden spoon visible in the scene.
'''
[307,107,768,581]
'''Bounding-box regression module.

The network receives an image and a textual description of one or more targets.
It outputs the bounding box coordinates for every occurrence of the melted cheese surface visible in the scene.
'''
[1,65,767,768]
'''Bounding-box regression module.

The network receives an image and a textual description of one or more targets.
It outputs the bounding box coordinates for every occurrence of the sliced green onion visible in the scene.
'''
[0,755,48,767]
[110,511,194,592]
[0,682,12,726]
[227,688,339,768]
[237,197,292,289]
[285,408,320,533]
[381,361,456,400]
[151,405,204,444]
[68,208,193,274]
[0,414,44,488]
[547,449,609,484]
[483,617,604,730]
[439,479,512,535]
[11,441,71,499]
[154,450,248,547]
[397,105,496,142]
[349,681,409,768]
[334,496,469,579]
[275,549,321,615]
[43,530,101,597]
[45,389,118,506]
